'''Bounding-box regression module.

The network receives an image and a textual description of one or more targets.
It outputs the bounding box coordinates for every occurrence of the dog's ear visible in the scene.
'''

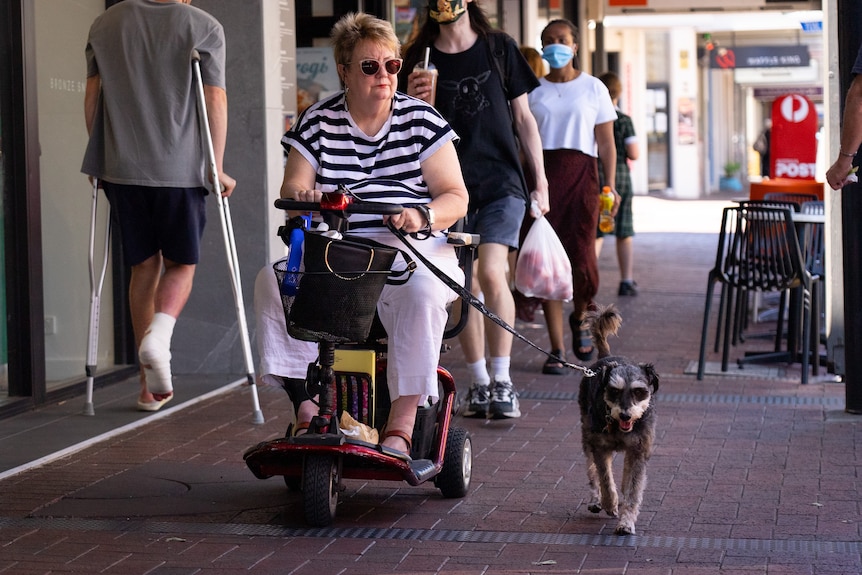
[586,367,612,433]
[587,368,608,405]
[592,363,614,400]
[600,364,616,387]
[592,363,617,404]
[640,363,660,393]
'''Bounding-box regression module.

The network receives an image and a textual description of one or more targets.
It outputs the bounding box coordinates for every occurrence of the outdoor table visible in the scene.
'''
[785,211,826,366]
[749,178,823,201]
[735,208,824,380]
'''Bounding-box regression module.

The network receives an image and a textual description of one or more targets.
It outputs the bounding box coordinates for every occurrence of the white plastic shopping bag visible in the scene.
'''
[514,217,573,301]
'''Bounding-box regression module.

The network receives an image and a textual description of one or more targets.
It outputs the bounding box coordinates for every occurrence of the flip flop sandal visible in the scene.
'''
[136,394,173,412]
[570,312,595,361]
[542,349,568,375]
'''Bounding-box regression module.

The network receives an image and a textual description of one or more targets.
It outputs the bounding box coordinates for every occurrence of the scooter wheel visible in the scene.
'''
[435,427,472,498]
[303,454,340,526]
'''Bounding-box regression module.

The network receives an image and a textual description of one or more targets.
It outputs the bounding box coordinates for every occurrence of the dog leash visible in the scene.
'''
[387,223,596,378]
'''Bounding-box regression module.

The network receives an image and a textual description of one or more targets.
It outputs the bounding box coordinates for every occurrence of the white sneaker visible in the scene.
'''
[462,383,490,418]
[488,377,520,419]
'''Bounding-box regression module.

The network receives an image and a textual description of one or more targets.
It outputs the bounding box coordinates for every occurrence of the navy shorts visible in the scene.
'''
[103,182,207,266]
[463,195,527,250]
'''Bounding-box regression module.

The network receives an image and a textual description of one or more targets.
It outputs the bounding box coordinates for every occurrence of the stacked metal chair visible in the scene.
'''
[697,205,820,383]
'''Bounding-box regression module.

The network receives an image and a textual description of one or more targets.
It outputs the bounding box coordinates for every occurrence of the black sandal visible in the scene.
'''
[542,349,568,375]
[570,312,595,361]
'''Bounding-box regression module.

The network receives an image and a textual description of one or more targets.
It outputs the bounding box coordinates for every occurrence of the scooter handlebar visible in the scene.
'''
[275,196,403,216]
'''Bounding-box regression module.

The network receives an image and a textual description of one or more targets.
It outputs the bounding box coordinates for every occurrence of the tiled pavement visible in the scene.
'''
[1,194,860,574]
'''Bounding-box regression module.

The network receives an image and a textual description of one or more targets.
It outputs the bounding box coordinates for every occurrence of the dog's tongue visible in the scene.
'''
[619,420,633,432]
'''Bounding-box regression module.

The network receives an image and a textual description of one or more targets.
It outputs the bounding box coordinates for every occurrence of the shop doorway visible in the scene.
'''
[646,82,671,192]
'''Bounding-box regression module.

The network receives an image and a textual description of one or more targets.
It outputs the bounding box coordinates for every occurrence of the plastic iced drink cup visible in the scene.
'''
[413,62,438,107]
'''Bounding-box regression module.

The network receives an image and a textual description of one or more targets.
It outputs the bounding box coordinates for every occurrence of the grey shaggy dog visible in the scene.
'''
[578,304,659,535]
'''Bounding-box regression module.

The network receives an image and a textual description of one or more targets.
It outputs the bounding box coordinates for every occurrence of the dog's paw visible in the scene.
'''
[587,502,602,514]
[605,507,619,518]
[614,521,635,536]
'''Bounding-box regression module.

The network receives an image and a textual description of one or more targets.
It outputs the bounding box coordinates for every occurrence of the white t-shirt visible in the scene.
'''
[527,73,617,156]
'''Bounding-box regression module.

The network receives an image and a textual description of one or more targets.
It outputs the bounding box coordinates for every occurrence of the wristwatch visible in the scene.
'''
[413,204,435,228]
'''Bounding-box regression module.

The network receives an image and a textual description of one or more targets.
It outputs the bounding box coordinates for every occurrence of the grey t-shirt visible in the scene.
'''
[81,0,226,187]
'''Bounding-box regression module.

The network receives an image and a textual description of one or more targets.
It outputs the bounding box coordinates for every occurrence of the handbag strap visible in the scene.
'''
[386,223,596,377]
[339,234,416,286]
[279,218,417,286]
[323,240,374,281]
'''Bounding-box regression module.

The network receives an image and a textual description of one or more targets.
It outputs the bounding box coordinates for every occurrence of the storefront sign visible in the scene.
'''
[710,45,810,69]
[800,21,823,33]
[296,47,341,117]
[754,86,822,100]
[770,93,818,179]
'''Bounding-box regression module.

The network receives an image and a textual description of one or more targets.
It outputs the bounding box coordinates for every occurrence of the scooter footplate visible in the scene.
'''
[243,437,442,485]
[409,459,437,483]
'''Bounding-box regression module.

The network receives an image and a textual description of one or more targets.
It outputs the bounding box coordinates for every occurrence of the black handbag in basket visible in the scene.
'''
[275,230,414,343]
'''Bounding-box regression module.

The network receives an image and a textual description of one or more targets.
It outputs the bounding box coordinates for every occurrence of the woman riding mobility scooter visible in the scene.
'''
[243,190,476,527]
[245,12,477,526]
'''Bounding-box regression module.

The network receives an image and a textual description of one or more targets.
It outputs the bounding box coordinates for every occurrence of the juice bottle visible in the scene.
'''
[599,186,615,233]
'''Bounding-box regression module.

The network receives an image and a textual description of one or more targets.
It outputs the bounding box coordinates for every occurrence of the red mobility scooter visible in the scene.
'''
[243,191,475,526]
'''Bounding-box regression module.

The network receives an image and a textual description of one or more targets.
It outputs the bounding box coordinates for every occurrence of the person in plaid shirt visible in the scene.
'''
[596,71,640,297]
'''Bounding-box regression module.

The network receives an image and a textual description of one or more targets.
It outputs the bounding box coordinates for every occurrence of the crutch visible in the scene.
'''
[83,178,111,416]
[192,49,264,424]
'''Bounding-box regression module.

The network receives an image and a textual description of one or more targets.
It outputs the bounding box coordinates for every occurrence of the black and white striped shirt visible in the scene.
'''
[282,91,458,228]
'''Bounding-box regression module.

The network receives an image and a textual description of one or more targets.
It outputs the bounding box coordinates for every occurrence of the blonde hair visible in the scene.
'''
[520,46,545,79]
[330,12,401,68]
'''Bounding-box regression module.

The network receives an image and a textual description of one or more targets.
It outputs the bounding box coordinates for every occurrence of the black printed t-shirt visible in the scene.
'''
[431,34,538,211]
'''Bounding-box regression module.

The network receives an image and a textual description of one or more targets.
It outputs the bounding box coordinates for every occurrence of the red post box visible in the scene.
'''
[770,93,818,180]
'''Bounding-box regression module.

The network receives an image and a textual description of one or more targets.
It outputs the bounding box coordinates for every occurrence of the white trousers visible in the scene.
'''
[254,233,463,404]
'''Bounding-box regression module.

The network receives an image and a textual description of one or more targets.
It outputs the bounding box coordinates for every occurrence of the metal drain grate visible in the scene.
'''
[520,390,844,407]
[1,517,859,555]
[659,393,844,407]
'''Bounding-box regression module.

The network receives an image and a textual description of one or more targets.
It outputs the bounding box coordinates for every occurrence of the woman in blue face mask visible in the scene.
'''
[523,19,620,374]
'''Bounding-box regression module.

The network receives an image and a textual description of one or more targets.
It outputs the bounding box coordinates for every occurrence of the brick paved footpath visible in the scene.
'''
[0,196,859,574]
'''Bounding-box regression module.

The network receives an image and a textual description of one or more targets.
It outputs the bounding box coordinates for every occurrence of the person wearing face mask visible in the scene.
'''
[525,18,619,375]
[399,0,549,420]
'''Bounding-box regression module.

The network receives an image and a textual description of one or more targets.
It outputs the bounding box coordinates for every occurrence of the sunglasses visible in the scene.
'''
[350,58,403,76]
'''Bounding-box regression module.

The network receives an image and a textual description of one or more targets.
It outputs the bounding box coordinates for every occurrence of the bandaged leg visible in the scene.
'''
[139,312,176,397]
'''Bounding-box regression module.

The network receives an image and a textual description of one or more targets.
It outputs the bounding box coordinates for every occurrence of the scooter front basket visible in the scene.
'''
[273,231,399,343]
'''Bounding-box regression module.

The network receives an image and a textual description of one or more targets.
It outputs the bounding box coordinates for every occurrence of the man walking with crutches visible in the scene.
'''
[82,0,234,411]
